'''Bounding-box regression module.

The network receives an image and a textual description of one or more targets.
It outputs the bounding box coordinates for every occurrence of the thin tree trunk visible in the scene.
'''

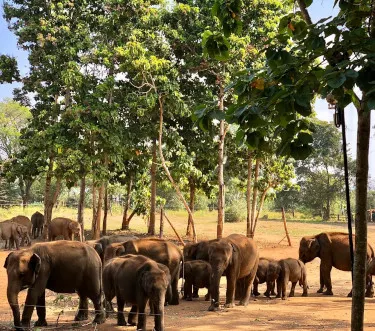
[127,209,137,224]
[186,176,195,237]
[122,177,133,230]
[103,184,108,236]
[44,157,54,226]
[250,159,260,237]
[296,0,312,24]
[217,82,225,239]
[148,139,157,235]
[252,186,270,237]
[19,178,26,210]
[92,184,97,234]
[351,108,371,331]
[157,95,197,242]
[78,176,85,241]
[246,150,253,237]
[93,183,104,239]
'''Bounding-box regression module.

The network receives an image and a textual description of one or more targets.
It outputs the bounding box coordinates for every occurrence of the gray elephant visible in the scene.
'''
[0,222,29,249]
[48,217,82,241]
[208,234,259,311]
[4,241,105,330]
[299,232,374,297]
[104,238,182,305]
[253,257,276,297]
[31,212,44,238]
[266,258,308,300]
[4,216,32,246]
[103,254,169,331]
[180,260,211,301]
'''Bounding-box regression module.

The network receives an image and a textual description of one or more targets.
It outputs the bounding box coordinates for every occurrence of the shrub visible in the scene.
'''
[225,203,246,223]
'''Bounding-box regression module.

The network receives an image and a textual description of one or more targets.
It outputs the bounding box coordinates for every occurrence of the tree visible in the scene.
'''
[0,55,19,83]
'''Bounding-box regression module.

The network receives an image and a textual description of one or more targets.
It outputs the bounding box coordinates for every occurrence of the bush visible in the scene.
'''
[225,202,246,223]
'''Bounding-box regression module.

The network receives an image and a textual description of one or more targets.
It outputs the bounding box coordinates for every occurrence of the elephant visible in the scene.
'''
[299,232,374,297]
[31,212,44,238]
[103,254,169,331]
[0,222,29,250]
[180,260,211,301]
[266,258,308,300]
[4,216,32,246]
[253,257,276,297]
[208,233,259,311]
[86,234,138,262]
[4,240,105,330]
[104,238,183,305]
[48,217,82,242]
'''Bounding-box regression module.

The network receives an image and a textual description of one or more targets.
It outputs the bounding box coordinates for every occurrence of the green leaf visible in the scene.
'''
[367,97,375,111]
[290,144,313,160]
[297,132,313,144]
[345,69,358,79]
[326,72,346,88]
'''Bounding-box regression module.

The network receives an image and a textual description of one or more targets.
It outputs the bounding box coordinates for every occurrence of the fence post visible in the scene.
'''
[282,207,292,246]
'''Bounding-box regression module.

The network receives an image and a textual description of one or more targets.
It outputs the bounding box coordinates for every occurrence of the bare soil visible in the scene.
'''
[1,220,375,330]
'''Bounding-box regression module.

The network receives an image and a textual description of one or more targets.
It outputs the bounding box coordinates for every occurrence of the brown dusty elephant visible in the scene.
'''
[180,260,211,301]
[208,233,259,311]
[103,254,169,331]
[86,234,138,262]
[31,212,44,238]
[0,222,29,250]
[299,232,374,297]
[4,216,32,246]
[253,257,276,297]
[104,238,182,305]
[48,217,82,241]
[4,241,105,330]
[266,258,308,300]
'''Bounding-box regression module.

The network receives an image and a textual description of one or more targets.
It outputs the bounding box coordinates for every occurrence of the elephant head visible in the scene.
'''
[4,251,41,328]
[69,221,82,241]
[299,236,321,263]
[183,243,198,261]
[103,243,126,263]
[17,225,31,246]
[266,261,281,290]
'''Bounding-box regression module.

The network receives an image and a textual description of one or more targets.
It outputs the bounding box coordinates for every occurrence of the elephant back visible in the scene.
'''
[31,212,44,225]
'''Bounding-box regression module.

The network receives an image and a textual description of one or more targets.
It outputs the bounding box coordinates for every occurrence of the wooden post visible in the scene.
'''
[164,211,185,246]
[159,207,164,239]
[282,207,292,246]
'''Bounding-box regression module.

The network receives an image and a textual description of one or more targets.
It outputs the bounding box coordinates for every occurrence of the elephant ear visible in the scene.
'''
[4,252,13,269]
[68,222,75,230]
[29,253,41,278]
[115,245,126,256]
[309,238,320,256]
[94,243,103,257]
[123,240,137,254]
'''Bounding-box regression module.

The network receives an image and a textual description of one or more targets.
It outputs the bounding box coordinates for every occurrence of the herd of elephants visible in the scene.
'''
[1,212,375,330]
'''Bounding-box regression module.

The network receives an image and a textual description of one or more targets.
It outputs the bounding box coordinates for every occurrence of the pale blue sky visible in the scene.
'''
[0,0,374,177]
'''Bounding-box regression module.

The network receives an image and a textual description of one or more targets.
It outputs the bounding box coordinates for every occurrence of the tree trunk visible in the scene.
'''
[92,184,97,234]
[127,209,137,224]
[19,178,26,210]
[246,150,253,237]
[44,157,54,226]
[351,108,371,331]
[103,184,108,236]
[217,82,225,239]
[122,177,133,230]
[186,176,195,237]
[92,183,104,240]
[250,159,260,237]
[78,176,85,241]
[296,0,313,24]
[148,139,157,235]
[252,186,270,237]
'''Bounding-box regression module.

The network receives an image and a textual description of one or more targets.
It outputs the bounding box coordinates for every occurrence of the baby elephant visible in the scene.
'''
[181,260,211,301]
[103,254,169,331]
[253,257,276,297]
[267,258,308,300]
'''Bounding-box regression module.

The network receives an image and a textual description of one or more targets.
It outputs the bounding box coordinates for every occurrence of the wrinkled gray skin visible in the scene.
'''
[4,216,32,246]
[103,254,168,331]
[0,222,29,250]
[253,258,276,297]
[266,258,308,300]
[180,260,211,301]
[31,212,44,238]
[48,217,82,242]
[208,234,259,311]
[86,235,138,262]
[4,241,105,330]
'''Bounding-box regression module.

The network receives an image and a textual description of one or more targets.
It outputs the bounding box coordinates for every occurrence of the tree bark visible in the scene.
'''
[127,209,137,224]
[148,139,157,235]
[92,183,104,239]
[252,186,270,237]
[122,177,133,230]
[92,184,97,234]
[78,176,85,241]
[296,0,313,24]
[44,157,54,226]
[246,150,253,237]
[103,184,108,236]
[186,176,195,237]
[217,82,225,239]
[250,159,260,237]
[351,108,371,331]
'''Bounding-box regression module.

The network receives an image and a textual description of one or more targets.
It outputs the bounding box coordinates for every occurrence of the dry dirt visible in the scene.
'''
[1,220,375,330]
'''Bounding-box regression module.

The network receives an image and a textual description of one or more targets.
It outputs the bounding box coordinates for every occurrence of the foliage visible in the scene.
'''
[0,55,19,83]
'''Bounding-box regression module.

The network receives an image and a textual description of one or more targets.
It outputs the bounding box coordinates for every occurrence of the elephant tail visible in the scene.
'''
[298,260,305,287]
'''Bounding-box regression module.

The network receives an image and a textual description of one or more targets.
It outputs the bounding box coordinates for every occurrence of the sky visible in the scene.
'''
[0,0,374,177]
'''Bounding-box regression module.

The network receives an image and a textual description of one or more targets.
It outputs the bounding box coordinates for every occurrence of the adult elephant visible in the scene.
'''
[299,232,374,297]
[48,217,82,241]
[105,238,182,305]
[4,241,105,330]
[183,239,218,261]
[4,216,32,246]
[31,212,44,238]
[0,222,29,249]
[208,234,259,311]
[86,234,138,262]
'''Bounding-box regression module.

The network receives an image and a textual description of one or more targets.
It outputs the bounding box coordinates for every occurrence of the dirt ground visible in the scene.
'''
[2,220,375,330]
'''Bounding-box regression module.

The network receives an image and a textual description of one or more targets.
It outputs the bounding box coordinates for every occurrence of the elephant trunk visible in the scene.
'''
[208,266,224,311]
[153,293,165,331]
[7,283,21,329]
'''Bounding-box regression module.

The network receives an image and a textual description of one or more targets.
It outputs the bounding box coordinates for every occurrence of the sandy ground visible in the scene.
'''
[1,220,375,330]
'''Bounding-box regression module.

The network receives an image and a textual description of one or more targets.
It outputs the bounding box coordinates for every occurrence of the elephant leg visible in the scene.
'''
[170,273,179,305]
[117,297,126,326]
[192,286,199,298]
[5,239,8,250]
[74,296,88,321]
[184,279,193,301]
[276,279,282,298]
[317,266,325,293]
[127,304,138,326]
[224,271,236,308]
[204,288,210,301]
[88,292,105,324]
[136,298,148,331]
[365,274,374,298]
[63,231,70,240]
[281,278,288,300]
[253,278,260,297]
[321,264,333,295]
[270,281,277,296]
[35,291,47,327]
[289,282,297,297]
[21,288,40,328]
[238,275,254,306]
